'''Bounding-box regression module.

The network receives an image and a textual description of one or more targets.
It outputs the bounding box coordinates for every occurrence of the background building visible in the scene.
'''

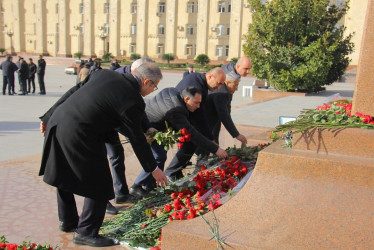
[0,0,367,65]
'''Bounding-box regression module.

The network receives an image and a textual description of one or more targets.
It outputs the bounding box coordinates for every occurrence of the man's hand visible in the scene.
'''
[40,122,46,137]
[215,147,228,158]
[152,167,168,187]
[236,134,248,145]
[145,128,158,143]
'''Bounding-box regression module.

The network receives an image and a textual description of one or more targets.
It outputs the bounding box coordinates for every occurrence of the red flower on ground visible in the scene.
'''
[163,204,172,213]
[142,224,147,229]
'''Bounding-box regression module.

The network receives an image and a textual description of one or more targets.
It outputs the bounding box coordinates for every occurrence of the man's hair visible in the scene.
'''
[181,87,201,100]
[134,62,162,83]
[94,59,101,67]
[131,57,153,71]
[6,56,12,61]
[207,67,224,78]
[225,71,240,82]
[29,58,33,61]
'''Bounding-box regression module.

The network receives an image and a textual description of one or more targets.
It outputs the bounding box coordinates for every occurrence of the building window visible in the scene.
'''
[158,24,165,35]
[104,23,110,34]
[225,45,229,57]
[228,1,231,12]
[187,2,195,13]
[56,3,59,14]
[79,3,84,14]
[226,24,230,35]
[130,43,136,54]
[157,44,164,54]
[186,24,194,35]
[80,23,84,34]
[186,44,193,55]
[131,3,137,14]
[217,25,225,36]
[158,2,165,13]
[131,24,137,35]
[216,46,223,57]
[218,1,225,13]
[104,3,110,14]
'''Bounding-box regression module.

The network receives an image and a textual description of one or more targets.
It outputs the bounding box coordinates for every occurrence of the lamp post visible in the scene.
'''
[6,30,14,54]
[99,32,107,55]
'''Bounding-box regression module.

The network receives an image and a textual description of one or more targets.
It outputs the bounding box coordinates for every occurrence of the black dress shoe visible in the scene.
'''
[105,202,118,215]
[73,232,119,247]
[129,184,148,199]
[59,221,78,232]
[114,194,140,204]
[18,93,26,95]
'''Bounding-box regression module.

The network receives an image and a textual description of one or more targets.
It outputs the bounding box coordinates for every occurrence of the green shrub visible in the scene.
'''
[162,53,175,65]
[130,53,141,61]
[73,52,83,60]
[102,52,114,62]
[194,54,210,66]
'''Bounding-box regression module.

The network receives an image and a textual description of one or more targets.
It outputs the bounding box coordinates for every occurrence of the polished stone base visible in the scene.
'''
[162,128,374,249]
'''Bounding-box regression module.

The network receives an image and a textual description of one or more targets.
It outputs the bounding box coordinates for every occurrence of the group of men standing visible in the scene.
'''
[38,56,252,247]
[1,55,46,95]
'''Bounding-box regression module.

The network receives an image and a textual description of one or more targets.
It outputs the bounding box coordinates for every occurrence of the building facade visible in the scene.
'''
[0,0,367,65]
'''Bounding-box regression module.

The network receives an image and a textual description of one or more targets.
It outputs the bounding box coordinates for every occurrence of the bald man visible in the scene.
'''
[221,56,252,79]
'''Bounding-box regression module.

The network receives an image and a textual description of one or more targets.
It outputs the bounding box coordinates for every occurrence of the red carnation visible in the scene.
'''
[177,142,184,149]
[184,134,191,142]
[164,204,172,213]
[181,128,188,135]
[179,136,186,142]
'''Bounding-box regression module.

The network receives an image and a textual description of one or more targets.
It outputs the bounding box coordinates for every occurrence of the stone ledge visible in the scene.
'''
[162,140,374,249]
[292,127,374,158]
[252,88,307,102]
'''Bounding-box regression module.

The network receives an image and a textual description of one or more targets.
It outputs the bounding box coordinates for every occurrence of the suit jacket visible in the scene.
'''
[39,70,157,200]
[145,88,218,153]
[207,84,239,138]
[37,59,46,75]
[175,73,214,140]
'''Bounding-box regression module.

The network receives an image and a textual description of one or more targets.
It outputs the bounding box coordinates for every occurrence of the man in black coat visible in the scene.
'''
[206,71,248,145]
[27,58,37,93]
[39,62,168,247]
[0,56,18,95]
[130,87,228,196]
[18,58,29,95]
[164,67,227,180]
[37,55,46,95]
[182,64,195,78]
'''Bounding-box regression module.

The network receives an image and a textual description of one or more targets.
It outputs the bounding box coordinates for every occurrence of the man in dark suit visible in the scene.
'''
[206,71,248,145]
[163,67,228,181]
[130,87,228,196]
[18,58,29,95]
[182,64,195,78]
[0,56,18,95]
[39,62,168,247]
[37,55,46,95]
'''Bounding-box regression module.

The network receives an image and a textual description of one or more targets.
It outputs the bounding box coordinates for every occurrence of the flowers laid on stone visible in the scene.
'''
[269,99,374,144]
[101,144,269,248]
[0,236,57,250]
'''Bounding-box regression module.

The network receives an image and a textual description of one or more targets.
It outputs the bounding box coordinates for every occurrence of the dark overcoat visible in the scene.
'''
[175,73,214,140]
[39,70,157,200]
[145,88,218,153]
[206,84,239,138]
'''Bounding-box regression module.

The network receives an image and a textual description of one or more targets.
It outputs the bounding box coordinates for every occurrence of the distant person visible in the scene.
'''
[89,59,102,74]
[183,64,195,78]
[78,63,90,82]
[16,56,22,93]
[28,58,37,93]
[109,59,121,71]
[221,56,252,79]
[0,56,18,95]
[87,58,94,67]
[18,58,30,95]
[37,55,46,95]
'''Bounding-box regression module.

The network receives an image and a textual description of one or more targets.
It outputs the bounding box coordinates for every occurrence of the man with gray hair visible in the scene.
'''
[39,62,167,247]
[115,57,153,74]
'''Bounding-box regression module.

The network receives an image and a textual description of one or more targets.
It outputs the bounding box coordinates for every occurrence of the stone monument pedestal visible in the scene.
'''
[162,128,374,249]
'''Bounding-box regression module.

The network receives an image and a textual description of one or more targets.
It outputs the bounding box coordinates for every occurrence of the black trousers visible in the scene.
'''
[37,73,46,94]
[28,76,35,92]
[105,130,129,196]
[20,78,27,94]
[164,140,196,179]
[57,188,107,236]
